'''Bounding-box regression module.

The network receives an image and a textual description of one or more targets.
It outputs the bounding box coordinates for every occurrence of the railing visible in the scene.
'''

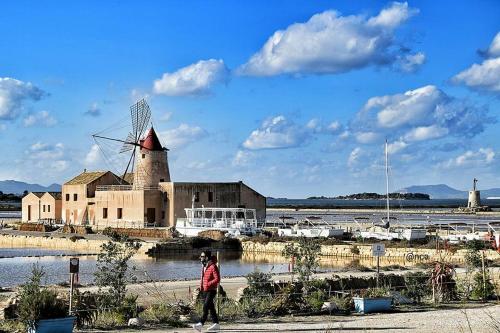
[177,217,258,229]
[96,185,160,191]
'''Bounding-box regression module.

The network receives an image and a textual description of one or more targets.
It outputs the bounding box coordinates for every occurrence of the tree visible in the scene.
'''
[94,237,141,307]
[282,237,321,292]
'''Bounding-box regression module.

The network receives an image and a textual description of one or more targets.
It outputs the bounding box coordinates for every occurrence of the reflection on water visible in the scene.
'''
[0,247,427,288]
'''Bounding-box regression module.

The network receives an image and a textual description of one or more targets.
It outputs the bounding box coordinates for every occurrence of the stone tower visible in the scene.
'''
[467,178,480,208]
[133,127,171,189]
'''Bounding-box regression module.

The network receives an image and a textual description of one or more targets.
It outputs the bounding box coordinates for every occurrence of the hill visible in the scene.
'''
[0,180,61,194]
[398,184,466,199]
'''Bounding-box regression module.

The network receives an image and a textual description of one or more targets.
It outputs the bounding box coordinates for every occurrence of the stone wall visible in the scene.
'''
[0,234,155,254]
[241,241,500,264]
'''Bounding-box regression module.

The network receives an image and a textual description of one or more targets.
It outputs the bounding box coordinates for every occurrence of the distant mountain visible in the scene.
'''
[398,184,466,199]
[0,180,61,194]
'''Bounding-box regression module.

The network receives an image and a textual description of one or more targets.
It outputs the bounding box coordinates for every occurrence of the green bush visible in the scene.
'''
[404,271,431,303]
[470,272,495,300]
[17,265,68,330]
[305,289,328,312]
[141,303,183,326]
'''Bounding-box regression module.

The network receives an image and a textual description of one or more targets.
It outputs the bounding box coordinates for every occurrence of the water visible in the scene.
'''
[267,198,500,208]
[0,249,299,288]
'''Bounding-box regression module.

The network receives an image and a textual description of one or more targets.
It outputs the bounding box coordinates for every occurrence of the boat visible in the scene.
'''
[277,218,344,238]
[175,206,260,237]
[355,141,427,241]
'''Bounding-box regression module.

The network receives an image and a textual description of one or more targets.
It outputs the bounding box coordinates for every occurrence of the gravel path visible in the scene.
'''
[80,303,500,332]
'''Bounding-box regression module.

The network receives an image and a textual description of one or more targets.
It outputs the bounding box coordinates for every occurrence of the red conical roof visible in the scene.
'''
[141,127,163,151]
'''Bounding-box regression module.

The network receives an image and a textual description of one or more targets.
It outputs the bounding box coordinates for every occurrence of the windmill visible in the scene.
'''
[92,99,154,183]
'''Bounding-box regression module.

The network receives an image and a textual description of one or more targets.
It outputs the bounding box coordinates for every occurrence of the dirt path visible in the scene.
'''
[80,303,500,332]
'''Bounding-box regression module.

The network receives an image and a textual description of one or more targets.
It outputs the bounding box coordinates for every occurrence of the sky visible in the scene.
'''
[0,0,499,198]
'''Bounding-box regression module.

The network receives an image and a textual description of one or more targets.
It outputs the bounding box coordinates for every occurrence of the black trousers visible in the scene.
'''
[201,290,219,324]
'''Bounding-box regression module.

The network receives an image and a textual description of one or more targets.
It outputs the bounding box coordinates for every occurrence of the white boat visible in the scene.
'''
[278,219,344,238]
[175,207,259,237]
[356,141,427,242]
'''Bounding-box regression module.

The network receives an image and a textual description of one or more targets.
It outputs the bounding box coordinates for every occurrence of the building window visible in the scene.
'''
[43,205,46,212]
[160,178,164,182]
[117,208,122,219]
[194,191,200,202]
[66,194,70,201]
[142,154,146,159]
[103,208,108,219]
[161,211,165,219]
[208,191,214,202]
[47,205,50,213]
[73,194,78,201]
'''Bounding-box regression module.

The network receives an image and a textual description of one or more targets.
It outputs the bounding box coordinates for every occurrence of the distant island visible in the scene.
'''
[308,192,430,200]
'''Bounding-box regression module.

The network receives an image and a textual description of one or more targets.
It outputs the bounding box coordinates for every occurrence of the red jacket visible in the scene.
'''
[200,258,220,292]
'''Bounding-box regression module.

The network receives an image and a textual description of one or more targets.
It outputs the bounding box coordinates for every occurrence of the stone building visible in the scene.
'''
[21,192,62,222]
[53,127,266,228]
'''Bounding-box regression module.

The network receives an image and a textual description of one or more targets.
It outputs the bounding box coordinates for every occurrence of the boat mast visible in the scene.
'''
[385,139,390,227]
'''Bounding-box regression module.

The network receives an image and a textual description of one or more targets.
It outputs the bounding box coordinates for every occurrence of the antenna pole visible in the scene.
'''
[385,140,390,226]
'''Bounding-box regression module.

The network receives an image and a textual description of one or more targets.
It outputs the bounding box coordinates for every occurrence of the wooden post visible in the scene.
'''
[69,273,74,314]
[376,256,380,288]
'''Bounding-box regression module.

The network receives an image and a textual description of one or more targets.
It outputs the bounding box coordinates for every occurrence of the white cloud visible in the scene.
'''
[452,57,500,93]
[348,147,362,167]
[327,121,342,134]
[355,85,492,142]
[452,32,500,94]
[153,59,229,96]
[441,148,496,168]
[486,32,500,58]
[238,2,419,76]
[355,131,380,144]
[158,124,207,150]
[404,125,448,142]
[23,110,57,127]
[387,140,407,154]
[232,150,254,167]
[0,77,45,120]
[85,102,101,117]
[27,142,65,160]
[84,144,101,166]
[398,52,426,72]
[242,115,310,150]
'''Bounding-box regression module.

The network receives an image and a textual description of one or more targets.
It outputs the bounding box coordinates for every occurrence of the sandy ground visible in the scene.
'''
[79,303,500,333]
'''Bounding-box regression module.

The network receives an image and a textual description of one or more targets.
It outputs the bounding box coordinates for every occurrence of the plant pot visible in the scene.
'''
[353,297,392,314]
[28,316,76,333]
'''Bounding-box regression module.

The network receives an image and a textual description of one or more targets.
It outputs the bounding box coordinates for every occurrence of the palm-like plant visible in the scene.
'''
[429,261,456,303]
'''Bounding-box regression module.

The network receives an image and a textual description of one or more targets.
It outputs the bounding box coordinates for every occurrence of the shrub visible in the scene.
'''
[69,235,85,242]
[305,289,328,312]
[141,303,183,326]
[404,271,430,303]
[17,265,68,330]
[429,261,457,303]
[282,237,321,291]
[470,272,495,301]
[245,270,274,295]
[102,227,128,242]
[269,283,305,316]
[73,291,99,328]
[350,245,360,255]
[328,295,352,313]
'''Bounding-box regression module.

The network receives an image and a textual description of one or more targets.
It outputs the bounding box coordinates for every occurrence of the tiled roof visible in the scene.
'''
[64,171,108,185]
[45,192,62,200]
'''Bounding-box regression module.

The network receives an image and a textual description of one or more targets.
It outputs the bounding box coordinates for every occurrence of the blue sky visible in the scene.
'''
[0,1,499,198]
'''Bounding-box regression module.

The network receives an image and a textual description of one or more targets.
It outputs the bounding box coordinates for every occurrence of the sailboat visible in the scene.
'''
[356,141,427,241]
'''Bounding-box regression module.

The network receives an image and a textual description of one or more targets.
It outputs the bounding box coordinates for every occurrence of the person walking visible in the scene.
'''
[193,250,220,332]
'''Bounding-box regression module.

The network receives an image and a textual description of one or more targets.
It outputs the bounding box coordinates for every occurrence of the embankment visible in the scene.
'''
[241,241,500,264]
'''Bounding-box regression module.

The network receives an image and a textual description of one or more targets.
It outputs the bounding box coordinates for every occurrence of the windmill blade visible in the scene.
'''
[130,99,151,141]
[119,132,136,153]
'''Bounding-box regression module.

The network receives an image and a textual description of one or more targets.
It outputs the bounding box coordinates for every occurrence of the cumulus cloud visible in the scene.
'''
[355,131,381,144]
[84,144,101,166]
[238,2,420,76]
[440,148,495,168]
[0,77,46,120]
[153,59,230,96]
[348,147,362,167]
[28,142,64,159]
[353,85,493,143]
[387,140,407,154]
[158,124,207,150]
[23,110,57,127]
[85,102,101,117]
[452,32,500,94]
[398,52,426,73]
[242,116,311,150]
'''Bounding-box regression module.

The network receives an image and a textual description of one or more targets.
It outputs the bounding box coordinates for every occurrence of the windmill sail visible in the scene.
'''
[130,99,151,141]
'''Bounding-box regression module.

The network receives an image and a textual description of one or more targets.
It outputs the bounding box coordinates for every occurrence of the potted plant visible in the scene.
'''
[353,287,392,314]
[17,265,76,333]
